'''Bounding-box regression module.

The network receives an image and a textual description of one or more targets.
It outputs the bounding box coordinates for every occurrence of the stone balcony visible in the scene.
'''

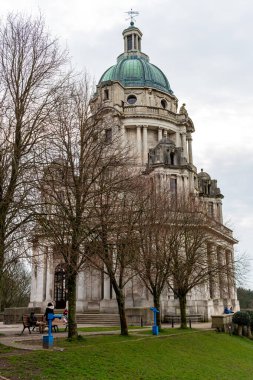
[123,105,183,123]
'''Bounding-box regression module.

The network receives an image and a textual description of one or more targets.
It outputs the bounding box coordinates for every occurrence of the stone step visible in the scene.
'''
[76,313,120,325]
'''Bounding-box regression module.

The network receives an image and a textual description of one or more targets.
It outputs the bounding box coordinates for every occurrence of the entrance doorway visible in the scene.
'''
[54,264,67,309]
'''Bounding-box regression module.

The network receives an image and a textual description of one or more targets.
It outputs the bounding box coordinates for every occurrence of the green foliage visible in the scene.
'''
[232,311,250,326]
[237,287,253,309]
[2,331,253,379]
[246,311,253,330]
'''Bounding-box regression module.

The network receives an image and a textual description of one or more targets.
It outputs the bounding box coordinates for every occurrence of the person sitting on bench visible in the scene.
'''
[29,312,45,333]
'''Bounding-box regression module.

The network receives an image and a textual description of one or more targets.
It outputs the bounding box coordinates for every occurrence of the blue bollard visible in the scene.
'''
[150,307,159,335]
[43,313,62,349]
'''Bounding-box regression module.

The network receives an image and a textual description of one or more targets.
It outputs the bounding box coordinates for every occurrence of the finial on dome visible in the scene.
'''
[123,10,142,53]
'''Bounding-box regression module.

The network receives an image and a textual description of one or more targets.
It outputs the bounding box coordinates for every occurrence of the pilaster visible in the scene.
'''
[136,126,142,164]
[142,125,148,164]
[187,132,193,164]
[158,127,163,141]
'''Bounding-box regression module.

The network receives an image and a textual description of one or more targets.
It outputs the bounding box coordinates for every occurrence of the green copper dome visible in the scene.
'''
[99,55,173,95]
[98,23,173,95]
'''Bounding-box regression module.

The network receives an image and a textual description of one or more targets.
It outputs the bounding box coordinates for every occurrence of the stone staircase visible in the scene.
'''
[76,313,120,326]
[54,309,120,326]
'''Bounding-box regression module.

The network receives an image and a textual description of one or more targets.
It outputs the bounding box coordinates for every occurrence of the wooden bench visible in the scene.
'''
[52,317,67,332]
[21,314,46,334]
[21,314,67,334]
[40,314,67,333]
[163,314,204,324]
[21,314,33,334]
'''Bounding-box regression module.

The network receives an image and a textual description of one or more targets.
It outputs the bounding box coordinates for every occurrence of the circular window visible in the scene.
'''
[161,99,167,109]
[127,95,137,105]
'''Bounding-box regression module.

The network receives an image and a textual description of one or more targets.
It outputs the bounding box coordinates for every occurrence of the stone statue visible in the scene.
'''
[179,103,188,116]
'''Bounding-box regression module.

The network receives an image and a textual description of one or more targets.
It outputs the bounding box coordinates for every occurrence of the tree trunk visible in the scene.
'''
[153,293,161,330]
[115,289,128,336]
[67,271,78,339]
[0,269,3,312]
[179,294,187,329]
[0,233,5,312]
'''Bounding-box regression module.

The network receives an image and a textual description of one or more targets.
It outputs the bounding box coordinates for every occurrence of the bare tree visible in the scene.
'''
[88,174,141,336]
[0,13,67,310]
[166,198,235,328]
[1,261,31,309]
[133,183,238,329]
[35,76,131,338]
[133,184,176,329]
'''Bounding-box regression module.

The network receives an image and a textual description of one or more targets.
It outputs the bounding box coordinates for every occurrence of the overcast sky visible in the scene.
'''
[1,0,253,288]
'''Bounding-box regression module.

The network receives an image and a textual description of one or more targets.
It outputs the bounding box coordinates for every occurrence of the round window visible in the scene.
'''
[161,99,167,109]
[127,95,137,104]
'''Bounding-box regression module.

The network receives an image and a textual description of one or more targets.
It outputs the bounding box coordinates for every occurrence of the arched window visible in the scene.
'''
[161,99,167,109]
[54,264,67,309]
[103,89,109,100]
[208,202,214,217]
[170,152,175,165]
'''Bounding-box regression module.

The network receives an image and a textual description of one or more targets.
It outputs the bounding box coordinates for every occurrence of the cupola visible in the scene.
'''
[98,22,173,95]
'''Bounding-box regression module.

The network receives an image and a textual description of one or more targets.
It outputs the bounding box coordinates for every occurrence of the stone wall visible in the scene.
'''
[4,307,41,324]
[125,307,153,326]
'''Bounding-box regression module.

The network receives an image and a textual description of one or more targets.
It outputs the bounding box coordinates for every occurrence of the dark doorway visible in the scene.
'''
[54,264,67,309]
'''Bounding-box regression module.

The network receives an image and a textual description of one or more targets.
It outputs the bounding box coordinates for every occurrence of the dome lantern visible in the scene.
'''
[122,22,142,53]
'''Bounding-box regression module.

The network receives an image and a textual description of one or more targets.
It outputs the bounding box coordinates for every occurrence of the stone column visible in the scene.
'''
[103,272,111,300]
[207,242,214,299]
[186,132,193,164]
[208,243,220,299]
[77,272,85,302]
[120,124,125,149]
[217,201,223,224]
[217,246,228,299]
[158,127,163,141]
[45,248,54,302]
[136,126,142,164]
[182,132,187,161]
[42,252,48,301]
[226,249,236,299]
[30,246,46,304]
[176,132,180,147]
[142,125,148,164]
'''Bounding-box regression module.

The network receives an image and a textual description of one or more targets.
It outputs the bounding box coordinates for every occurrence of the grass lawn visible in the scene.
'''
[1,329,253,379]
[77,326,143,333]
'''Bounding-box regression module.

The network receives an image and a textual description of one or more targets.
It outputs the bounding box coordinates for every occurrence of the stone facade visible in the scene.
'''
[29,22,239,320]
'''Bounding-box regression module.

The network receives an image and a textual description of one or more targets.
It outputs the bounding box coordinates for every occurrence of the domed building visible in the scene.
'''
[29,22,239,321]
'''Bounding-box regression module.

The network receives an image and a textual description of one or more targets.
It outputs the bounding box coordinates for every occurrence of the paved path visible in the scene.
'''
[0,321,213,351]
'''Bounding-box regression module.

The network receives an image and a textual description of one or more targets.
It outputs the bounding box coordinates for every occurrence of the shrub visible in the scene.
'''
[232,311,251,337]
[232,311,250,326]
[246,311,253,329]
